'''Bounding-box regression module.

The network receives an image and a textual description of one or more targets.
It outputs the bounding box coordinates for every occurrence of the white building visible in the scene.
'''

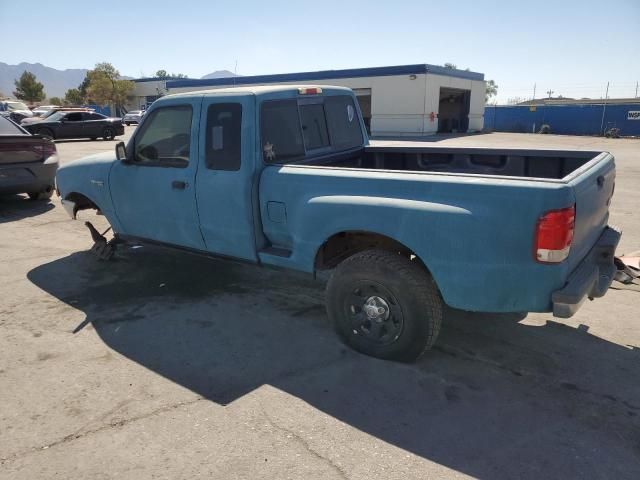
[129,64,486,137]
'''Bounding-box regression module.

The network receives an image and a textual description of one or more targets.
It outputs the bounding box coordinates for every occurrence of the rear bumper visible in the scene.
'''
[552,226,621,318]
[0,158,58,195]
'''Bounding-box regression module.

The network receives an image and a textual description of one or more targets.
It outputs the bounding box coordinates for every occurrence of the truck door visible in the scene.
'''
[196,95,258,261]
[109,97,205,250]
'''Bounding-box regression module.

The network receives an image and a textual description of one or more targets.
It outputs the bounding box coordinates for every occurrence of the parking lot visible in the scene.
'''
[1,129,639,479]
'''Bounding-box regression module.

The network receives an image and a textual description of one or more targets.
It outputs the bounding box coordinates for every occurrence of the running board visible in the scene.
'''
[259,246,292,258]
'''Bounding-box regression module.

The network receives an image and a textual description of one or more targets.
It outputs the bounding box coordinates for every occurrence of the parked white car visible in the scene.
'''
[122,110,145,125]
[32,105,58,117]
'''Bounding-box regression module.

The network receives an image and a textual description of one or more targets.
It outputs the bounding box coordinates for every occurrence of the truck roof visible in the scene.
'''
[167,84,353,98]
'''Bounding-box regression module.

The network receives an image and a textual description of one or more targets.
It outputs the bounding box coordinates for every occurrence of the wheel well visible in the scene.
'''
[314,231,425,271]
[64,192,100,214]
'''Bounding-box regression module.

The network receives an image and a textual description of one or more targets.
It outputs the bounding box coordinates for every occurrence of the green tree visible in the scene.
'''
[155,70,187,79]
[85,62,134,109]
[78,75,90,100]
[64,88,84,105]
[13,71,46,103]
[49,97,63,106]
[443,63,457,69]
[485,79,498,102]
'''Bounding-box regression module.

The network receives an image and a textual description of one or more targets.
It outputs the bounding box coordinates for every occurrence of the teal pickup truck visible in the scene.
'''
[56,85,620,361]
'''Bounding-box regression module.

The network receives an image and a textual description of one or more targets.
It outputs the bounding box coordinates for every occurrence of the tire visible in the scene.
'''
[326,249,443,362]
[28,187,54,201]
[125,122,131,126]
[90,137,97,141]
[38,128,54,139]
[102,127,114,140]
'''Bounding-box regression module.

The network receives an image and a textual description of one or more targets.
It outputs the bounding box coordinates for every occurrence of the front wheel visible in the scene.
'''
[38,127,54,139]
[326,249,443,362]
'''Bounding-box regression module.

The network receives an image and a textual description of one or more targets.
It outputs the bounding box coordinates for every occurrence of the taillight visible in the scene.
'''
[534,205,575,264]
[42,140,57,159]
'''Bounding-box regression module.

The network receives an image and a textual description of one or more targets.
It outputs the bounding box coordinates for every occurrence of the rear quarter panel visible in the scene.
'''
[259,166,576,313]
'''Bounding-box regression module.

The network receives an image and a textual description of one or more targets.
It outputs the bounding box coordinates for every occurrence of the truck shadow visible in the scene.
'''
[0,194,54,223]
[27,247,640,479]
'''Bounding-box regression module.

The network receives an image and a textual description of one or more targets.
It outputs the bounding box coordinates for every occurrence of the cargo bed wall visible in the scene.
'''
[308,147,599,180]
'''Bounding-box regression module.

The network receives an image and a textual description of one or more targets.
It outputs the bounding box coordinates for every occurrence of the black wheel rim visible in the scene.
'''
[105,128,113,138]
[344,281,404,346]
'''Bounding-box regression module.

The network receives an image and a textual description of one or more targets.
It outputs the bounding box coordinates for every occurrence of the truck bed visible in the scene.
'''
[303,145,603,181]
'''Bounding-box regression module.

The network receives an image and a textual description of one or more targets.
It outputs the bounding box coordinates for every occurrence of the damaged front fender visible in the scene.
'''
[61,199,77,219]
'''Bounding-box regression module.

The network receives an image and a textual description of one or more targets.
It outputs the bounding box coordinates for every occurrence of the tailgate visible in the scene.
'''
[0,136,46,165]
[566,152,616,271]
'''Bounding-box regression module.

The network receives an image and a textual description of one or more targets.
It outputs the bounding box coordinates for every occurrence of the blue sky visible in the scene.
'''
[2,0,639,102]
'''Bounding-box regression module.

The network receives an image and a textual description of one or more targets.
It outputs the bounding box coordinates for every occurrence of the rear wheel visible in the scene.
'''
[28,187,54,201]
[102,127,115,140]
[38,128,54,139]
[326,249,443,362]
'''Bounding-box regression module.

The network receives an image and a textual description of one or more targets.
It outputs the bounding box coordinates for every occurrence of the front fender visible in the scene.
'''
[55,152,122,231]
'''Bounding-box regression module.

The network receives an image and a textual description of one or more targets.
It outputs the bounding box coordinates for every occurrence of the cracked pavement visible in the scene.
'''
[1,130,639,479]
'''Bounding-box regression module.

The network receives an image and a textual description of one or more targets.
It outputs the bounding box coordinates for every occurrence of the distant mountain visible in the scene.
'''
[0,62,88,99]
[201,70,237,80]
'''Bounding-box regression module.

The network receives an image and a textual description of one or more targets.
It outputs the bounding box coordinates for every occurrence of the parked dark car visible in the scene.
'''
[20,107,94,127]
[22,110,124,141]
[0,116,58,200]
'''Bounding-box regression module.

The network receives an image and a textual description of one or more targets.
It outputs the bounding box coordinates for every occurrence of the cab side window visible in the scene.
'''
[133,106,192,167]
[205,103,242,171]
[66,112,83,122]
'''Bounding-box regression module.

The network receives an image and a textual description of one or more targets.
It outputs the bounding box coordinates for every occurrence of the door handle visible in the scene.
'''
[172,180,188,190]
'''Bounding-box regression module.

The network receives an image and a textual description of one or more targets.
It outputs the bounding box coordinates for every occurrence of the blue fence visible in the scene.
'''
[85,104,112,116]
[484,104,640,136]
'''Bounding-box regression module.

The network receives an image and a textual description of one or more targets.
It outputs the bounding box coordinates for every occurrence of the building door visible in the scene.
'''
[437,88,471,133]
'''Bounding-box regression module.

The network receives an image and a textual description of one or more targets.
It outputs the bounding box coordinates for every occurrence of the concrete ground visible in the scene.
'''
[1,129,639,479]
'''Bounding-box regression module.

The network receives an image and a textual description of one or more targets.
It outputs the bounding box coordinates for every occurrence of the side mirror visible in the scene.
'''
[115,141,128,163]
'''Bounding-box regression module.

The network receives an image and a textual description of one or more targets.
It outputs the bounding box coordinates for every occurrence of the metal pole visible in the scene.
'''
[599,82,610,136]
[636,81,639,98]
[532,83,536,100]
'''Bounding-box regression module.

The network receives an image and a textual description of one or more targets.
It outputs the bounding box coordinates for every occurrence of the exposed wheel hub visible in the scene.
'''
[363,296,390,322]
[346,283,404,345]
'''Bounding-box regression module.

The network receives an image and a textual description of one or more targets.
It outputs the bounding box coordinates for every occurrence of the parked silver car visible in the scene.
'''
[0,100,34,123]
[122,110,145,125]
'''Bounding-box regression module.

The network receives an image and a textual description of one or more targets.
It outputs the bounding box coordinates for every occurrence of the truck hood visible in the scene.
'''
[56,151,118,198]
[60,151,118,169]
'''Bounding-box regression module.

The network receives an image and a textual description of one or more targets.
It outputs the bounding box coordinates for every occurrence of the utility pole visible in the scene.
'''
[600,81,610,136]
[546,89,553,99]
[636,81,639,98]
[532,83,536,100]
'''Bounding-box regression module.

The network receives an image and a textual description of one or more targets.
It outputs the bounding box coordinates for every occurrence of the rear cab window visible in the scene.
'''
[205,103,242,171]
[261,93,362,164]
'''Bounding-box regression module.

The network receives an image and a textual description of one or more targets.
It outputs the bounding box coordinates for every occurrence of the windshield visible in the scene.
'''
[7,102,29,111]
